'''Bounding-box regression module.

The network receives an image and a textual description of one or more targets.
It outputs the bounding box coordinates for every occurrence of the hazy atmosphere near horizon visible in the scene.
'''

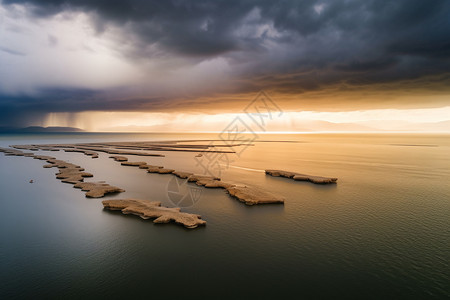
[0,0,450,131]
[0,1,449,299]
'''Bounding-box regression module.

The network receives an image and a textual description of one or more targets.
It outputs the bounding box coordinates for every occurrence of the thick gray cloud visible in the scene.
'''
[1,0,450,125]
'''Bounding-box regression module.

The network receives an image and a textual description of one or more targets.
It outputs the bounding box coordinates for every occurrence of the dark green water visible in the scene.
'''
[0,133,449,299]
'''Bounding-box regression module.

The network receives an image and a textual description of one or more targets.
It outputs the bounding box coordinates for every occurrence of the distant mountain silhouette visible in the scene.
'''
[0,126,85,133]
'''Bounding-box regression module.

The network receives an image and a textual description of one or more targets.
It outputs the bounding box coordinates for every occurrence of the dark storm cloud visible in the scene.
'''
[1,0,450,123]
[6,0,449,60]
[0,88,171,126]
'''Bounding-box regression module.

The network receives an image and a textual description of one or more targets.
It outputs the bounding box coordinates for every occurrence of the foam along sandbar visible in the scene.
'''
[102,199,206,229]
[226,185,285,205]
[74,182,125,198]
[265,169,337,184]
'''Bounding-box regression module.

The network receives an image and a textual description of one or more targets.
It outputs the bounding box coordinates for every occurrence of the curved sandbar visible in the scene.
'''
[1,147,125,198]
[102,199,206,229]
[265,169,337,184]
[115,159,285,205]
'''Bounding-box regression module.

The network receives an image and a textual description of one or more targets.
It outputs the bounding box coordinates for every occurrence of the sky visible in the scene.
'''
[0,0,449,132]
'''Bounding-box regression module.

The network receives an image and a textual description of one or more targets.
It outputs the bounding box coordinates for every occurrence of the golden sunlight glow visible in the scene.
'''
[43,106,450,132]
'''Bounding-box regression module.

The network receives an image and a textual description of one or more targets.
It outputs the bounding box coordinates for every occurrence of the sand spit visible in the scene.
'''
[146,166,165,173]
[77,141,239,153]
[146,167,174,174]
[121,161,148,167]
[10,144,165,158]
[0,147,35,157]
[102,199,206,229]
[157,168,175,174]
[9,139,289,156]
[187,175,284,204]
[186,175,283,204]
[265,169,337,184]
[172,171,193,179]
[114,159,284,205]
[33,155,57,161]
[10,140,245,156]
[5,141,294,206]
[74,182,125,198]
[63,148,98,158]
[43,158,124,196]
[109,155,128,162]
[227,186,285,205]
[1,147,125,198]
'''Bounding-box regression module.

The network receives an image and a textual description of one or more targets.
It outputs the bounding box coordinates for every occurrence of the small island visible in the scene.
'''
[102,199,206,229]
[265,169,337,184]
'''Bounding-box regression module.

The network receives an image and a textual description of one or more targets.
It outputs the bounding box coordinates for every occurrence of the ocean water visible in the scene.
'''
[0,133,449,299]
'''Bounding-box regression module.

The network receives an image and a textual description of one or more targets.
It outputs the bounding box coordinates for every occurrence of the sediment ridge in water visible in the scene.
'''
[112,158,285,205]
[265,169,337,184]
[102,199,206,229]
[0,147,124,198]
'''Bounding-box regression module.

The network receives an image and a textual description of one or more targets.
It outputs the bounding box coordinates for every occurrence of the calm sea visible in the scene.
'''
[0,133,449,299]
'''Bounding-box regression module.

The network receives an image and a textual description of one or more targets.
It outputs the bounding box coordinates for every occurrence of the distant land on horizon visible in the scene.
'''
[0,126,85,133]
[102,120,450,133]
[1,120,450,133]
